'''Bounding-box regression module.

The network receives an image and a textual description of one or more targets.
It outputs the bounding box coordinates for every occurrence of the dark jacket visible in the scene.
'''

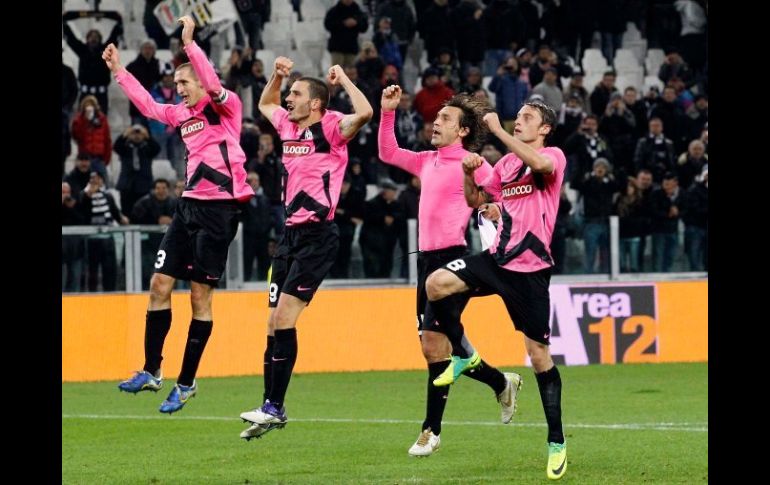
[114,135,161,195]
[325,1,369,54]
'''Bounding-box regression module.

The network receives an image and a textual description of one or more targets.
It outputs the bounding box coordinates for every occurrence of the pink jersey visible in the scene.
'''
[114,41,253,202]
[378,110,493,251]
[481,147,566,272]
[271,107,349,226]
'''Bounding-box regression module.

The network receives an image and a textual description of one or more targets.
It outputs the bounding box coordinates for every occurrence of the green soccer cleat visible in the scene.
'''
[547,441,567,480]
[432,351,481,387]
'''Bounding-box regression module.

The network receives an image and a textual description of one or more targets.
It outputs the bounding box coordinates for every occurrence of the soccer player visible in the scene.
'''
[239,57,373,439]
[425,102,568,479]
[377,86,521,456]
[103,16,254,413]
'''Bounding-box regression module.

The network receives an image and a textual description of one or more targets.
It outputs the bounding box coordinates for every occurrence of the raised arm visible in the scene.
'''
[328,65,373,139]
[103,43,178,126]
[377,84,423,176]
[178,16,225,101]
[483,112,555,174]
[259,56,293,124]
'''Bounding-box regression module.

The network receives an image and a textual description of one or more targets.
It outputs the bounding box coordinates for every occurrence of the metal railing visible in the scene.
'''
[62,217,706,294]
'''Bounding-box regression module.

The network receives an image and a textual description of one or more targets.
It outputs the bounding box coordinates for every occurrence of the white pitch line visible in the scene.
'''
[62,414,707,432]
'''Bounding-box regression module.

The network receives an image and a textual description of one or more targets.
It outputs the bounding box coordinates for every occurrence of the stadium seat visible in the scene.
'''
[645,49,666,78]
[152,159,178,182]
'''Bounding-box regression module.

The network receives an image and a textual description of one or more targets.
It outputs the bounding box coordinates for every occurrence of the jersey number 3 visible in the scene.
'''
[154,250,167,269]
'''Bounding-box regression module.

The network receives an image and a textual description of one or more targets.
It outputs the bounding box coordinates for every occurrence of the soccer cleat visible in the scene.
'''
[158,381,197,414]
[239,422,286,441]
[240,401,288,426]
[547,441,567,480]
[408,427,441,457]
[118,370,162,393]
[497,372,523,424]
[432,351,481,386]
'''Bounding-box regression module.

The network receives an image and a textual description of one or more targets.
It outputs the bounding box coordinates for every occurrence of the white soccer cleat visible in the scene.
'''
[240,401,287,425]
[408,428,441,457]
[239,422,285,441]
[498,372,523,424]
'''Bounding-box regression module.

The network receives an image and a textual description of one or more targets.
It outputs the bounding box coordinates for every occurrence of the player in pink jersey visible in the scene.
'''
[104,17,254,414]
[378,86,520,457]
[426,101,569,480]
[239,56,373,439]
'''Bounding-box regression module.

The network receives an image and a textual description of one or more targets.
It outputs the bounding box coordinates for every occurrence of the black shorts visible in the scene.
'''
[443,251,552,345]
[153,198,240,287]
[268,221,339,307]
[416,245,470,333]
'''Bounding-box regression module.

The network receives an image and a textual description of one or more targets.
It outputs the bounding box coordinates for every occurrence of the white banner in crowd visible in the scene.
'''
[154,0,214,35]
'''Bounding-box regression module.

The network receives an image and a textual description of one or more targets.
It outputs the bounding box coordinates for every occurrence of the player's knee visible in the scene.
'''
[527,344,552,372]
[426,270,452,301]
[421,332,451,362]
[190,284,211,310]
[149,274,173,301]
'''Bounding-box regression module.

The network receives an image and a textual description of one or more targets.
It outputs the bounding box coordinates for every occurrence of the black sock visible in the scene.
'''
[423,361,451,436]
[535,366,565,444]
[463,359,507,395]
[427,296,468,358]
[143,309,171,376]
[177,319,213,386]
[263,335,275,403]
[267,328,298,408]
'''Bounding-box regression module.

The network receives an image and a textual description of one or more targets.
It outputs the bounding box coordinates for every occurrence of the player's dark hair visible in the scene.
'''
[299,77,330,111]
[444,93,492,152]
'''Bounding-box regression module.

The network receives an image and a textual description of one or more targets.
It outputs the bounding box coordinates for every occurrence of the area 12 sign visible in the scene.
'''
[545,284,658,366]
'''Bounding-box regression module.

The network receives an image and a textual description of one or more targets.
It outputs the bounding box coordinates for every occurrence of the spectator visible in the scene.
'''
[458,66,483,95]
[376,0,417,61]
[131,179,177,289]
[633,117,676,183]
[553,94,586,148]
[680,166,708,271]
[241,172,272,281]
[563,69,590,115]
[488,57,529,134]
[481,0,523,76]
[126,39,161,125]
[71,95,112,179]
[623,86,648,139]
[570,158,620,274]
[450,0,485,75]
[325,0,369,67]
[614,178,648,272]
[78,171,129,291]
[675,139,707,190]
[62,182,87,292]
[563,114,613,180]
[650,173,682,272]
[589,71,618,117]
[599,92,637,181]
[114,124,161,217]
[148,63,184,178]
[248,133,285,236]
[373,16,403,72]
[531,67,563,112]
[330,176,365,278]
[413,67,455,124]
[418,0,455,65]
[552,185,573,275]
[62,10,123,112]
[360,178,404,277]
